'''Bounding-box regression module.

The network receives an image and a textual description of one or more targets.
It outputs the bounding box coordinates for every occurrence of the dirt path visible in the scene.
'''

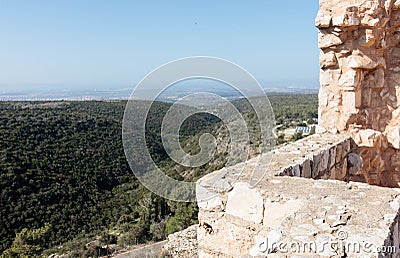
[113,240,167,258]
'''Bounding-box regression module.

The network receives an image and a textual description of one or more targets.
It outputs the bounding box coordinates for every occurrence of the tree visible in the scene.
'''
[307,118,318,125]
[276,134,285,145]
[291,132,304,141]
[1,224,51,258]
[150,220,166,241]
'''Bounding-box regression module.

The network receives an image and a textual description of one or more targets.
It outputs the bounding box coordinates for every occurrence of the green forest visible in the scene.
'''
[0,94,318,257]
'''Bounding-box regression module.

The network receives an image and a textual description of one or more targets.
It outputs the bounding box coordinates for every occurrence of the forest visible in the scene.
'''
[0,94,317,257]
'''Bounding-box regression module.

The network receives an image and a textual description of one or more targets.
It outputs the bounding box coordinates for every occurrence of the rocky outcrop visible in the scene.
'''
[316,0,400,186]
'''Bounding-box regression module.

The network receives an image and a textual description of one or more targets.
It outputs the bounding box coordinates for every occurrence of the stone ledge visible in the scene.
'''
[196,134,400,257]
[197,133,356,209]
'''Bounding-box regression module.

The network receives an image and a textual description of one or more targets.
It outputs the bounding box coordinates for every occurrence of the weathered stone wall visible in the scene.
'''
[274,134,359,181]
[196,134,400,257]
[163,225,198,257]
[316,0,400,186]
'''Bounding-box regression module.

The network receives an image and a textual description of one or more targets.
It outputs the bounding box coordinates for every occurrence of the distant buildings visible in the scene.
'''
[295,126,311,134]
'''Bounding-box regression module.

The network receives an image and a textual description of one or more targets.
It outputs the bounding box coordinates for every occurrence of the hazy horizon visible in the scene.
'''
[0,85,319,101]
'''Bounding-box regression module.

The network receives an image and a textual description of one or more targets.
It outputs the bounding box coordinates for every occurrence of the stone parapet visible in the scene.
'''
[163,225,198,257]
[196,134,400,257]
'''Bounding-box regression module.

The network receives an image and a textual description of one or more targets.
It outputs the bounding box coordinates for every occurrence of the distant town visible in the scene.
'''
[0,87,318,101]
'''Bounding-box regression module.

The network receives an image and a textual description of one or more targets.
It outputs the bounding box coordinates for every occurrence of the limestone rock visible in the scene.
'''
[318,32,343,49]
[250,227,283,256]
[395,0,400,10]
[197,194,224,212]
[354,129,382,147]
[225,183,264,224]
[315,12,332,28]
[320,51,338,68]
[163,225,198,257]
[338,69,360,87]
[386,126,400,149]
[320,69,335,86]
[332,14,360,27]
[263,199,302,228]
[342,91,359,114]
[347,54,378,70]
[348,153,362,175]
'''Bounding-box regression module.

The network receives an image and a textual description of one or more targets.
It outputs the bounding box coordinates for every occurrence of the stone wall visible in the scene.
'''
[196,134,400,257]
[163,225,198,257]
[316,0,400,186]
[274,134,359,181]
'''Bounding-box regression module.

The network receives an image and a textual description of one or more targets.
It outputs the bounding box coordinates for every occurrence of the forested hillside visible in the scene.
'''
[0,94,317,257]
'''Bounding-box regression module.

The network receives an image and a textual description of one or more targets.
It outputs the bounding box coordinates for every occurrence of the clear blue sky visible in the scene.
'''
[0,1,320,91]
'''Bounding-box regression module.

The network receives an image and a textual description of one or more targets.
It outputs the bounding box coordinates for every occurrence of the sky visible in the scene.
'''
[0,1,320,92]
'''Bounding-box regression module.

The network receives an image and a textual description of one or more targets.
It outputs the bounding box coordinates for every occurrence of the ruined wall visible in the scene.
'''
[163,225,198,257]
[195,134,400,257]
[316,0,400,186]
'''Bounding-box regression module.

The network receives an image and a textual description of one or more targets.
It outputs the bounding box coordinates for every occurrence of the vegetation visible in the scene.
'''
[0,101,198,257]
[269,94,318,126]
[0,94,318,256]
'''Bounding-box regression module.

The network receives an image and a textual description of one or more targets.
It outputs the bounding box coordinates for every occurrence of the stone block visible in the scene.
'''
[315,12,332,28]
[321,149,329,171]
[263,199,302,228]
[339,69,360,88]
[293,164,301,177]
[320,69,335,86]
[328,145,337,168]
[332,15,346,26]
[197,194,224,212]
[250,228,283,256]
[302,159,312,178]
[332,14,360,27]
[388,72,400,84]
[342,91,359,114]
[318,86,330,106]
[318,31,343,49]
[347,54,378,69]
[312,153,322,178]
[342,138,351,156]
[348,153,362,175]
[354,129,382,147]
[335,142,343,163]
[225,183,264,224]
[197,215,257,257]
[334,158,348,180]
[361,88,372,107]
[320,51,338,68]
[386,126,400,149]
